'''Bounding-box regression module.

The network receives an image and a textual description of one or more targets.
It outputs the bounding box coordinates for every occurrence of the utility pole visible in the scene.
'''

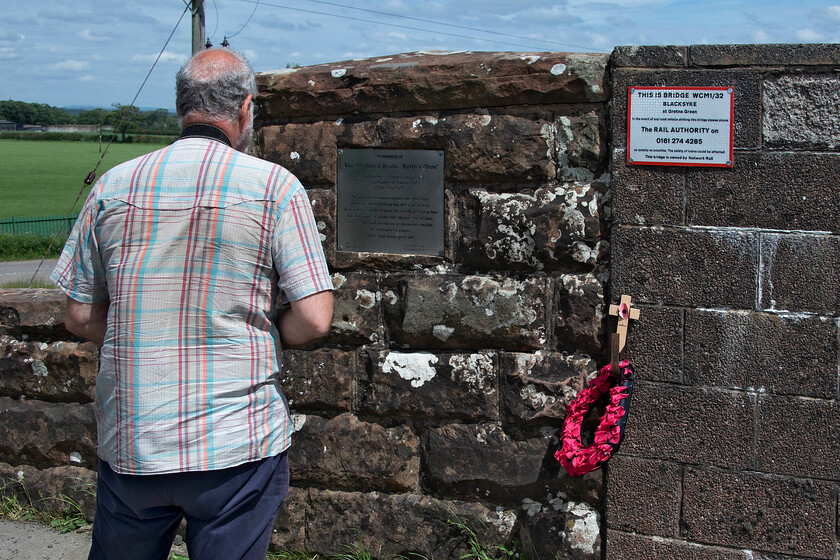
[191,0,206,55]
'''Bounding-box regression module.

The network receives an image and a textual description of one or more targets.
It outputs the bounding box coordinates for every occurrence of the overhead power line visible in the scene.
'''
[233,0,605,53]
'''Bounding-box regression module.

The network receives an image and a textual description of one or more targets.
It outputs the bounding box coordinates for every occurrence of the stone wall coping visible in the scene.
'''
[256,50,610,117]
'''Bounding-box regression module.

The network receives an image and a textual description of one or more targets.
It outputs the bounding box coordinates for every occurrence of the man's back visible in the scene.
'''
[53,136,332,475]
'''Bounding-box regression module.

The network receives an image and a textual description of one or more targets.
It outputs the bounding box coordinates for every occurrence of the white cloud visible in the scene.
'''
[50,60,91,71]
[78,75,96,82]
[751,30,770,42]
[825,6,840,22]
[795,28,823,41]
[131,51,187,65]
[77,29,109,42]
[0,30,24,42]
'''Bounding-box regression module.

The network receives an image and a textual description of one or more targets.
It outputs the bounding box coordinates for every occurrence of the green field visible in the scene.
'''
[0,139,169,218]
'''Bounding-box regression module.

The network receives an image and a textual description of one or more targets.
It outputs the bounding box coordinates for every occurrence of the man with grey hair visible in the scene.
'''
[52,48,334,560]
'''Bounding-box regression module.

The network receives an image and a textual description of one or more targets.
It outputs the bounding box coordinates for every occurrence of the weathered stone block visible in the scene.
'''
[500,351,596,425]
[555,111,608,181]
[257,51,609,118]
[759,233,840,314]
[606,531,748,560]
[684,309,837,398]
[382,274,548,350]
[461,185,607,272]
[260,122,339,186]
[0,290,67,338]
[605,456,681,537]
[682,468,835,558]
[622,305,682,384]
[0,463,97,520]
[304,488,517,558]
[426,423,553,495]
[377,113,557,183]
[611,226,759,308]
[0,337,97,403]
[326,272,384,345]
[611,69,762,149]
[280,348,355,413]
[289,413,420,492]
[611,45,688,68]
[270,486,306,552]
[611,149,686,227]
[765,75,840,150]
[0,397,96,470]
[361,350,498,422]
[554,273,606,354]
[755,395,840,480]
[620,383,754,469]
[687,153,840,232]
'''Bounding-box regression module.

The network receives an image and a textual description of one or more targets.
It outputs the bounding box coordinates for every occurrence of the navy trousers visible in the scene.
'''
[88,451,289,560]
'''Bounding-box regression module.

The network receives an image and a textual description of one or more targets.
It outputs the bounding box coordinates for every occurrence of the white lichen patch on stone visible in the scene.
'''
[521,498,542,517]
[355,289,379,309]
[69,451,82,463]
[308,80,316,87]
[520,55,541,65]
[464,113,492,129]
[316,221,327,242]
[571,240,599,264]
[449,353,495,392]
[290,151,300,160]
[562,501,600,554]
[550,63,567,76]
[520,384,554,409]
[331,68,347,78]
[331,273,347,289]
[31,360,48,377]
[291,414,307,432]
[485,507,517,535]
[334,117,344,125]
[432,325,455,342]
[382,352,439,388]
[384,289,399,305]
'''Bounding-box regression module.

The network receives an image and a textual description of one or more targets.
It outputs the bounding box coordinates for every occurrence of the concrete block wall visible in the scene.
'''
[607,44,840,560]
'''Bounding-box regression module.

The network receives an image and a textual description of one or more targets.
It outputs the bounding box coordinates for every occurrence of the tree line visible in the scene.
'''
[0,100,179,136]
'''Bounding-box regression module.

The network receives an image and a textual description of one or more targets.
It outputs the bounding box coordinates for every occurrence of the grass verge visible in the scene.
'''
[0,233,66,262]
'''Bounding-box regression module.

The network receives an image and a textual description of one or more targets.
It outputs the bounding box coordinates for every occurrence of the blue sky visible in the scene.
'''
[2,0,839,110]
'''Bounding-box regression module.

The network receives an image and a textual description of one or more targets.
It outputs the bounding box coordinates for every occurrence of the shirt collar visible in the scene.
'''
[179,123,233,147]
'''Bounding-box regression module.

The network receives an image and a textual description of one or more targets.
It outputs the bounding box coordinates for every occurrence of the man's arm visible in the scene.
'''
[64,297,109,346]
[279,290,334,347]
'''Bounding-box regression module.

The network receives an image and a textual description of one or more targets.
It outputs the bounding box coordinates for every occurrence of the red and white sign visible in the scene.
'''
[627,86,734,167]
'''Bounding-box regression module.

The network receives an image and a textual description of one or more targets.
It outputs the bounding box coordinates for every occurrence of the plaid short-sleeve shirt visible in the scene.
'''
[51,134,332,475]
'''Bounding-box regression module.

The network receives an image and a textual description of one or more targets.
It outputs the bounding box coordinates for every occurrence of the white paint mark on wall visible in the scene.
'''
[382,352,439,387]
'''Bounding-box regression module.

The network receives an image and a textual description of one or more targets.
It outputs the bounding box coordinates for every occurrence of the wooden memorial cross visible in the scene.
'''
[608,295,640,374]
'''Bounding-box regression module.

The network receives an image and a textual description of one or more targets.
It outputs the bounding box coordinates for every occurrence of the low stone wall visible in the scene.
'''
[607,44,840,560]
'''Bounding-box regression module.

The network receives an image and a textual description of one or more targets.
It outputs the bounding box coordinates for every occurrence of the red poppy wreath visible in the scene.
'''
[555,360,635,477]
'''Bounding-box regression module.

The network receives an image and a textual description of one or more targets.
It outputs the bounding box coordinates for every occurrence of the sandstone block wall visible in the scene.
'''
[607,44,840,560]
[255,51,612,559]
